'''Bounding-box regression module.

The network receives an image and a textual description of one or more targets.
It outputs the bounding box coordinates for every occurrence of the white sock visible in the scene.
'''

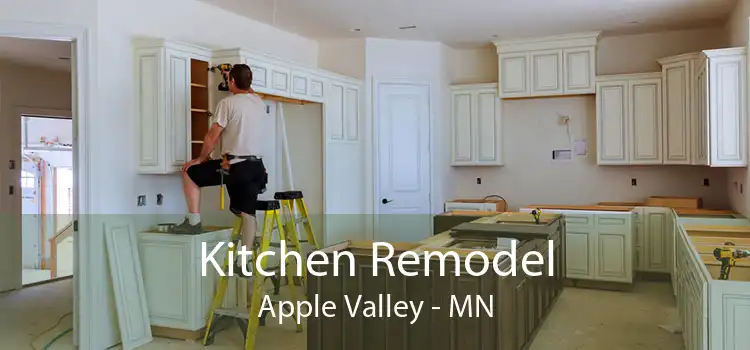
[188,213,201,225]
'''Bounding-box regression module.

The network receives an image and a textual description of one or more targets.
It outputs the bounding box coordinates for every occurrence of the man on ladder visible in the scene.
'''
[172,63,267,279]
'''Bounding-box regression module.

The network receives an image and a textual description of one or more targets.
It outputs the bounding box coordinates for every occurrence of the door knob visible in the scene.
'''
[382,198,393,204]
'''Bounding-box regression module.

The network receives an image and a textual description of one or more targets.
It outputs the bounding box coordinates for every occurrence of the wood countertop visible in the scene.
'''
[522,204,636,212]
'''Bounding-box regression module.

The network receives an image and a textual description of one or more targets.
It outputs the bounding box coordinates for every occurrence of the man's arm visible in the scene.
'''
[197,123,223,161]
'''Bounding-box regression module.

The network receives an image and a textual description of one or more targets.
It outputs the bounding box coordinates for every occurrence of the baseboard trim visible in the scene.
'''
[635,271,671,282]
[565,278,634,292]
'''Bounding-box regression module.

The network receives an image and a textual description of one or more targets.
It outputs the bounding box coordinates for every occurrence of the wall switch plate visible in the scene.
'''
[156,193,163,206]
[703,178,710,187]
[631,178,637,186]
[137,195,146,207]
[476,178,481,185]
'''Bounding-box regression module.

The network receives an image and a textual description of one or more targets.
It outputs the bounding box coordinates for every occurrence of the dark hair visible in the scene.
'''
[230,64,253,90]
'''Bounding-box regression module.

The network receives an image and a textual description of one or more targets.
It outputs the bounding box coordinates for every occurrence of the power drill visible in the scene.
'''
[713,242,750,280]
[210,63,234,91]
[530,208,543,225]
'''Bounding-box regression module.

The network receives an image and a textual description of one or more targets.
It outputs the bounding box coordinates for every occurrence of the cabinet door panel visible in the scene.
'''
[596,81,629,164]
[499,53,528,97]
[693,61,709,165]
[710,56,746,166]
[596,233,627,281]
[327,82,345,140]
[451,91,473,164]
[476,91,500,163]
[565,230,591,278]
[137,49,162,171]
[564,47,595,93]
[646,211,669,272]
[167,51,190,170]
[344,85,360,141]
[531,50,562,95]
[663,62,691,164]
[630,79,662,164]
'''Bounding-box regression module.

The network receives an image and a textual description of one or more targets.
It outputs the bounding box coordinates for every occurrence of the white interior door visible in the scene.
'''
[375,82,431,242]
[21,160,41,270]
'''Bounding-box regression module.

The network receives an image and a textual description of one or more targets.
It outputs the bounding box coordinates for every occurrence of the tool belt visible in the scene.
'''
[223,154,262,161]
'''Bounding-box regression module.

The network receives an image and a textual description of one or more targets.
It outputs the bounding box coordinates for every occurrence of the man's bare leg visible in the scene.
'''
[171,171,203,234]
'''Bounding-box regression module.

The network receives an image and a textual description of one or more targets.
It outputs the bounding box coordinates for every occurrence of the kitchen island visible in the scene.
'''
[308,213,566,350]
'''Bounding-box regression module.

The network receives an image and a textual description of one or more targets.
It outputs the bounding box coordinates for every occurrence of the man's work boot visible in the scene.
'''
[169,217,203,234]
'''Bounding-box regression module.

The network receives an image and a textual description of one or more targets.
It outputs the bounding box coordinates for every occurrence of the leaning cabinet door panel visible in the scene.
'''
[530,50,563,96]
[629,79,662,164]
[708,53,746,166]
[563,47,595,94]
[662,61,692,164]
[450,90,473,164]
[596,81,629,164]
[475,90,501,164]
[499,53,529,98]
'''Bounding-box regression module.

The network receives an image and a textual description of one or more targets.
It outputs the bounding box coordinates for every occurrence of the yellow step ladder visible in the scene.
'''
[202,191,319,349]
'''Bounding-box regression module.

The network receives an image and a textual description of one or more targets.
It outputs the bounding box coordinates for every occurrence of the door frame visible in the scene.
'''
[0,21,93,348]
[370,78,434,240]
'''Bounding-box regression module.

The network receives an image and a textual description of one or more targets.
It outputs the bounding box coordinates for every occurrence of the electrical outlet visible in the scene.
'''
[137,195,146,207]
[476,177,482,185]
[631,178,637,186]
[703,178,710,187]
[156,193,163,206]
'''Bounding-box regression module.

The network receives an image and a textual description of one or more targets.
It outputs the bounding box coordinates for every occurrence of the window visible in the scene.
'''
[21,170,36,188]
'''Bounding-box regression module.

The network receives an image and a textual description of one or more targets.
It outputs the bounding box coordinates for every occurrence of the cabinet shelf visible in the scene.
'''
[190,108,209,113]
[190,83,207,88]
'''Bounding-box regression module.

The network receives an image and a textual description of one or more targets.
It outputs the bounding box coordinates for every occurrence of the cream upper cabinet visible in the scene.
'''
[659,54,696,165]
[450,83,503,166]
[134,39,212,174]
[659,48,747,167]
[701,48,747,167]
[494,32,600,98]
[596,73,662,165]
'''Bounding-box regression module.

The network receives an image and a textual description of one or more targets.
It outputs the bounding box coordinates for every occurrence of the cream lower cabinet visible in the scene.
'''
[522,209,634,284]
[138,228,232,331]
[596,73,663,165]
[449,83,503,166]
[634,207,673,274]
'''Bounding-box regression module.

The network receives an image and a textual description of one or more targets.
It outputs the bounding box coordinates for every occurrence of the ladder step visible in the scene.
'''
[215,308,250,319]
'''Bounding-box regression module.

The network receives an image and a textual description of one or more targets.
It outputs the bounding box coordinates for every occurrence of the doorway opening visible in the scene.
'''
[21,115,74,286]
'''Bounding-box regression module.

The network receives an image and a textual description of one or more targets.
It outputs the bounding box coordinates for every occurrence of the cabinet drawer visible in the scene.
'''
[563,213,594,227]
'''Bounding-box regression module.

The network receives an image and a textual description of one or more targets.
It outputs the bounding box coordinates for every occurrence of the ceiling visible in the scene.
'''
[202,0,737,48]
[0,37,71,71]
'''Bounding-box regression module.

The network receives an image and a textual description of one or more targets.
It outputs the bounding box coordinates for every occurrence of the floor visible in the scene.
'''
[1,279,682,350]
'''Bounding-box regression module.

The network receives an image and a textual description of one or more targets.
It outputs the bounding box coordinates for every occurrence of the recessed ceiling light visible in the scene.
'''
[398,25,417,30]
[349,28,361,32]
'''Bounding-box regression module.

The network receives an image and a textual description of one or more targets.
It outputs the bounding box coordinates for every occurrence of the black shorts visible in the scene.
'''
[186,158,268,216]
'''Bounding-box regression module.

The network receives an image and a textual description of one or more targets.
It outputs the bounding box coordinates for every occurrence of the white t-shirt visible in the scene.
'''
[213,93,266,158]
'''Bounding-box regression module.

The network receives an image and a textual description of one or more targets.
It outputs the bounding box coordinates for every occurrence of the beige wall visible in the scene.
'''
[445,27,732,210]
[726,0,750,217]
